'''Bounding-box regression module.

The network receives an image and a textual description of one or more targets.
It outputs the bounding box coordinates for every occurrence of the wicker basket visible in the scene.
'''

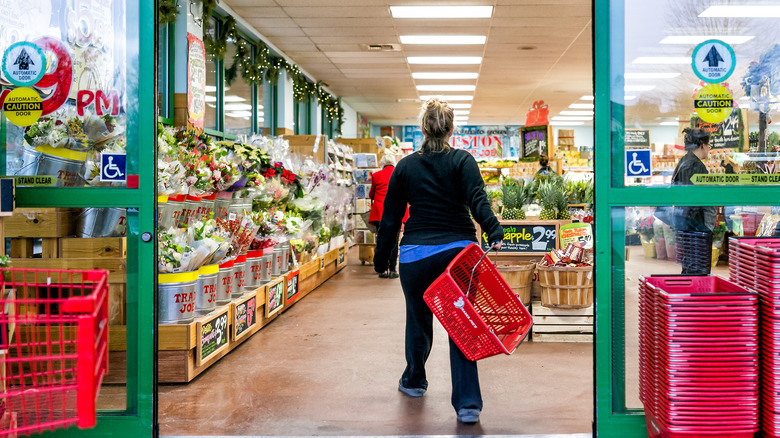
[537,263,593,309]
[495,262,534,306]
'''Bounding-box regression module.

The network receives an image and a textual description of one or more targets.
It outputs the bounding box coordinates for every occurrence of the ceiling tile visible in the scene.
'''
[255,27,307,37]
[231,7,289,18]
[282,6,391,18]
[223,0,277,7]
[243,17,299,28]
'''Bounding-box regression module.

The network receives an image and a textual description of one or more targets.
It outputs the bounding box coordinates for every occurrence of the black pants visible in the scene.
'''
[373,223,399,271]
[398,247,482,412]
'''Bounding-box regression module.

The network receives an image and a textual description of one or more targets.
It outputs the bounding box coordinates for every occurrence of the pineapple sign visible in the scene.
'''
[480,221,563,254]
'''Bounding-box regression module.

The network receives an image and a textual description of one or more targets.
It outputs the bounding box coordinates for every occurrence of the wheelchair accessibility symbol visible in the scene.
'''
[625,149,652,177]
[100,153,127,182]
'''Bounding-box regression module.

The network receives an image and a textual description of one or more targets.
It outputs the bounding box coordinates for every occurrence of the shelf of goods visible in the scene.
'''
[146,128,353,383]
[352,152,378,265]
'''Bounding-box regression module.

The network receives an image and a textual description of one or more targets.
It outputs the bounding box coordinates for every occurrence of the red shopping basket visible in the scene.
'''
[423,243,533,361]
[0,268,109,437]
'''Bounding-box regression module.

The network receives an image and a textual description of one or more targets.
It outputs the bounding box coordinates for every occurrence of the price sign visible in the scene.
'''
[286,270,300,304]
[520,125,550,158]
[197,309,229,366]
[479,220,565,255]
[624,129,651,147]
[265,277,285,318]
[338,247,346,265]
[232,294,257,342]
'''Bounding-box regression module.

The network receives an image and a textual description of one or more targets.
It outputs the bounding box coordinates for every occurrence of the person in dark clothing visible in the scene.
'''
[373,97,504,425]
[537,154,552,175]
[369,155,408,278]
[671,128,717,274]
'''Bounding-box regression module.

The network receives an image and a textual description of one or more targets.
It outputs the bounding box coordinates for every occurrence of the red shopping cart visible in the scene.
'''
[423,243,533,361]
[0,268,109,437]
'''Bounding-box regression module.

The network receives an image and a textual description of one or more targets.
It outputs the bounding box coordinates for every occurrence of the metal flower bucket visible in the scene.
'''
[272,247,282,277]
[179,195,202,228]
[216,260,235,304]
[195,264,219,314]
[35,146,87,187]
[280,242,290,273]
[158,271,199,323]
[214,192,232,220]
[232,253,248,297]
[166,194,186,228]
[244,250,263,291]
[15,147,42,176]
[228,198,251,222]
[260,254,272,282]
[200,193,218,220]
[77,207,127,238]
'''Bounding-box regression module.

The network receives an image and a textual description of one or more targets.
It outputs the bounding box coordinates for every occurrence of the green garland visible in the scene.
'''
[159,0,180,26]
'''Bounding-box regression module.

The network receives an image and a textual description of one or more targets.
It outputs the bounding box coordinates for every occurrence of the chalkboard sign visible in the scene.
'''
[520,125,550,158]
[232,294,257,342]
[624,129,651,147]
[286,270,300,305]
[338,247,346,265]
[265,277,285,318]
[479,220,567,255]
[692,108,745,150]
[197,308,229,366]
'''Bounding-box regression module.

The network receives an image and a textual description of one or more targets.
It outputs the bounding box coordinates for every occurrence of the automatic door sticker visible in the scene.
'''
[694,83,734,124]
[692,40,735,84]
[2,87,42,126]
[2,41,46,87]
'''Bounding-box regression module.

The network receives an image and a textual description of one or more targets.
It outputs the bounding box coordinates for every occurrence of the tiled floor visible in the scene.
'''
[158,248,594,436]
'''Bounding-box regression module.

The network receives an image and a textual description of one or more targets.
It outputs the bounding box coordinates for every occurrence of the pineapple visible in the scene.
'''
[537,181,558,220]
[556,186,571,220]
[501,179,523,220]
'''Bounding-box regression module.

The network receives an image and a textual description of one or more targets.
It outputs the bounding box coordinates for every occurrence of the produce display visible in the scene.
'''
[539,242,593,268]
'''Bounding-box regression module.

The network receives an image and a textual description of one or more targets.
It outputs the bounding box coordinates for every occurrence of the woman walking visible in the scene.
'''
[373,98,504,424]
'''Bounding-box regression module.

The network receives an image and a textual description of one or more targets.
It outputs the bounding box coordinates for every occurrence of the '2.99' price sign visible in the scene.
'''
[479,220,565,255]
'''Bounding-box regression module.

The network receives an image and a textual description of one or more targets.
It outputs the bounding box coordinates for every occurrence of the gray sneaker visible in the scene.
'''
[388,270,399,279]
[398,379,425,397]
[457,408,480,424]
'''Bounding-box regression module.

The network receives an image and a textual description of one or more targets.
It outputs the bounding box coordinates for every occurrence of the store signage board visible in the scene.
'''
[692,40,736,84]
[624,129,651,147]
[197,308,229,366]
[625,149,652,177]
[479,220,565,255]
[286,270,300,305]
[691,173,780,185]
[692,108,745,150]
[520,125,549,158]
[187,33,206,130]
[2,42,46,87]
[694,83,734,124]
[338,247,346,265]
[265,277,285,318]
[232,293,257,342]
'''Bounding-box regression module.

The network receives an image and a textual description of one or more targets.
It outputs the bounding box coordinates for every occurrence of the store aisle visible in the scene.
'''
[159,248,593,436]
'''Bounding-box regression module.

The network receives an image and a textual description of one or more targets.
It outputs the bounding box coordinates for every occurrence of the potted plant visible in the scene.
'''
[636,216,656,258]
[653,219,667,260]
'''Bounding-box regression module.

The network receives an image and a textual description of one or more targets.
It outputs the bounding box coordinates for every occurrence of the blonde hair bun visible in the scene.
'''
[419,97,454,153]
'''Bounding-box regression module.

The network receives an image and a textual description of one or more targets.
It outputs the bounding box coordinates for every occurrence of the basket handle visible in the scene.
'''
[465,246,499,300]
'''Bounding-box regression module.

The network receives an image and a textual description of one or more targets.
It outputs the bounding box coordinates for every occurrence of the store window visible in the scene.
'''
[158,24,173,122]
[257,80,266,133]
[223,39,252,138]
[204,17,219,132]
[614,0,780,188]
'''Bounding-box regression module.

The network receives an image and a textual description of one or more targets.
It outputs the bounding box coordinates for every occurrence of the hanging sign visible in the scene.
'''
[520,125,550,158]
[2,42,46,87]
[187,33,206,130]
[197,308,229,366]
[692,40,736,84]
[2,87,42,127]
[525,100,550,126]
[694,83,734,124]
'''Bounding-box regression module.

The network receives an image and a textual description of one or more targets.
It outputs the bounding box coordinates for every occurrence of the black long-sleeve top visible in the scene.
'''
[672,151,717,232]
[373,148,504,272]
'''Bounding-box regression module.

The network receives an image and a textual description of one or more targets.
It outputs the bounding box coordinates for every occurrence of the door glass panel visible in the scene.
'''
[615,0,780,188]
[158,25,170,120]
[204,18,218,132]
[618,204,779,409]
[223,39,252,137]
[257,80,266,133]
[1,0,130,188]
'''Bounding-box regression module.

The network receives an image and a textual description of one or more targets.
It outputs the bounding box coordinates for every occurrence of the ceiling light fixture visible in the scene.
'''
[401,35,486,45]
[550,122,585,126]
[660,35,755,45]
[224,103,253,111]
[449,103,472,109]
[226,111,252,118]
[632,57,690,64]
[551,116,594,121]
[390,5,493,19]
[224,95,247,102]
[412,72,479,80]
[408,56,482,65]
[454,110,470,115]
[416,84,476,92]
[569,103,594,109]
[623,95,637,100]
[699,5,780,17]
[559,110,594,116]
[624,85,656,92]
[624,72,681,79]
[419,95,474,101]
[205,86,217,92]
[581,95,594,100]
[205,96,217,103]
[659,121,680,126]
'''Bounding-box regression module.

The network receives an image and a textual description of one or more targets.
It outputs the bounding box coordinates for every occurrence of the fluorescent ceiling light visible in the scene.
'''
[226,111,252,117]
[560,110,594,116]
[419,95,474,101]
[550,122,585,126]
[624,85,656,92]
[632,57,690,64]
[551,116,593,121]
[205,86,217,92]
[401,35,486,45]
[454,117,469,121]
[624,72,681,79]
[408,56,482,65]
[454,110,470,115]
[660,35,755,45]
[700,5,780,17]
[581,95,594,100]
[205,95,217,103]
[412,72,479,80]
[623,95,637,100]
[224,103,252,111]
[416,84,476,92]
[224,95,247,102]
[449,103,472,109]
[659,121,680,126]
[390,5,493,19]
[569,103,594,109]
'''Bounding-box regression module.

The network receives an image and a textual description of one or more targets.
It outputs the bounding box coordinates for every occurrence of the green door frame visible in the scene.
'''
[18,0,156,435]
[594,0,780,435]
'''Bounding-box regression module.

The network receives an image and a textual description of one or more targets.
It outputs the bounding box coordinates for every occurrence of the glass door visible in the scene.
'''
[0,0,155,436]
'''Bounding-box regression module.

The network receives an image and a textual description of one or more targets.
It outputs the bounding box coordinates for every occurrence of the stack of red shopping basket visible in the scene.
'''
[639,275,759,438]
[729,236,780,437]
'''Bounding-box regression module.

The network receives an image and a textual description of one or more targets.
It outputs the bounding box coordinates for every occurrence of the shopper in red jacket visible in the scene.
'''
[369,155,405,278]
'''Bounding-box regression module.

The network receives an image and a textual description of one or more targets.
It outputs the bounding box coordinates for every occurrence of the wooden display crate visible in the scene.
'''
[59,237,126,258]
[3,208,79,238]
[530,300,593,343]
